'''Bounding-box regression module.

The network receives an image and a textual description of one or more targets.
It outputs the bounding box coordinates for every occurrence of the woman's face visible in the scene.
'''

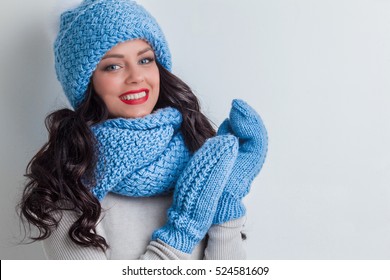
[92,39,160,119]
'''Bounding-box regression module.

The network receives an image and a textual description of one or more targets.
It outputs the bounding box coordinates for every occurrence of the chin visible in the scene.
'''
[124,110,152,119]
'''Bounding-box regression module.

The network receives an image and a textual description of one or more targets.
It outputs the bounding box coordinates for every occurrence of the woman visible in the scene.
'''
[19,0,267,259]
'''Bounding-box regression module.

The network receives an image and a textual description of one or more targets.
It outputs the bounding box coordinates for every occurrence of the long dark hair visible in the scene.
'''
[18,61,216,250]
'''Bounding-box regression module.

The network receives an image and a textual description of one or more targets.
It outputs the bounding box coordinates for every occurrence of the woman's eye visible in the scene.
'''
[104,65,121,71]
[139,57,155,65]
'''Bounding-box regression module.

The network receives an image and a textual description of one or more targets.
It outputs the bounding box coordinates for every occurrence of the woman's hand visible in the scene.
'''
[214,99,268,224]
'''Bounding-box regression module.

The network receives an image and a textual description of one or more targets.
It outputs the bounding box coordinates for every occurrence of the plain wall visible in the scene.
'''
[1,0,389,259]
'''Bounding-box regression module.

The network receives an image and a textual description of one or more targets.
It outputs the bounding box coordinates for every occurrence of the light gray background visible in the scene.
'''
[1,0,389,259]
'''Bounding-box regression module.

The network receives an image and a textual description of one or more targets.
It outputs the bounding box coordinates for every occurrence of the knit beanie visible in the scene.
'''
[54,0,172,108]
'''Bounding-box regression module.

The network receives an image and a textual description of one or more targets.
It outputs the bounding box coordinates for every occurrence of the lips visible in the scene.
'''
[119,89,149,105]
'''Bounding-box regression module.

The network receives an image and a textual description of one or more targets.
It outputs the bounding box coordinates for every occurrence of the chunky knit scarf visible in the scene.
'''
[90,107,191,201]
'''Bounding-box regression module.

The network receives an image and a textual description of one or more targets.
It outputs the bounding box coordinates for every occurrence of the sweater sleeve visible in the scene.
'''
[203,216,247,260]
[140,239,191,260]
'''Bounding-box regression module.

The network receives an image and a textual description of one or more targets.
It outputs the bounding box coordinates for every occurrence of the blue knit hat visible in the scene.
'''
[54,0,172,109]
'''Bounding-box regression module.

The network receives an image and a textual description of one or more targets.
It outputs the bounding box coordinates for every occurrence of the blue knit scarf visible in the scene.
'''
[90,107,191,201]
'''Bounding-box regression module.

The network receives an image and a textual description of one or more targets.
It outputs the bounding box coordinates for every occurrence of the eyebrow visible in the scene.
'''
[101,47,154,60]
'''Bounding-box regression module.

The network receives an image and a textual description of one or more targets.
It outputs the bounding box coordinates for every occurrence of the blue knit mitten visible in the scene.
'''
[213,99,268,224]
[152,135,238,253]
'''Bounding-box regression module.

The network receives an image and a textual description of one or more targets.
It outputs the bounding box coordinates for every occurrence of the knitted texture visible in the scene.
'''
[54,0,171,108]
[213,99,268,224]
[152,135,239,254]
[91,107,190,201]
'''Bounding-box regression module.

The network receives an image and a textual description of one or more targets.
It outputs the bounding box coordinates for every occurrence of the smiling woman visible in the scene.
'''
[17,0,267,260]
[92,40,160,119]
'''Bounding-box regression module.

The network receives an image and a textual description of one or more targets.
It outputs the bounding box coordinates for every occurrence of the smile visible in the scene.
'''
[119,89,149,105]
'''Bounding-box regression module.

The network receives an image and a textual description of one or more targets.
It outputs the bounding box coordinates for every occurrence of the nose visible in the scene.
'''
[125,65,144,84]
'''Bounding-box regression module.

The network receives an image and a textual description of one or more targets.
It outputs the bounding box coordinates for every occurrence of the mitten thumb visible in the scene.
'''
[217,119,233,135]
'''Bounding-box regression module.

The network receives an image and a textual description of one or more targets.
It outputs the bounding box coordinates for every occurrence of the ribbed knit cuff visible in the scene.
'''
[140,239,191,260]
[152,223,200,254]
[213,192,246,225]
[204,216,247,260]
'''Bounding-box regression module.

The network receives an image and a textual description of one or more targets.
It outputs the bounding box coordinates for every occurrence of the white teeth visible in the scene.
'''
[121,91,147,100]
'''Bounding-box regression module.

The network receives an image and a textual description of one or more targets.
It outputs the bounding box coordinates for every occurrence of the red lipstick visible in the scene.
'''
[119,89,149,105]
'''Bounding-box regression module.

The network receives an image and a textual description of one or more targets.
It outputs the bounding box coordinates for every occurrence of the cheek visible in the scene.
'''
[154,76,160,92]
[92,74,104,94]
[150,69,160,91]
[92,74,118,97]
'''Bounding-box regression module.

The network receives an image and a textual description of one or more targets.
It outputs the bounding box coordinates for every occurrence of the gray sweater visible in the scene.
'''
[43,193,246,259]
